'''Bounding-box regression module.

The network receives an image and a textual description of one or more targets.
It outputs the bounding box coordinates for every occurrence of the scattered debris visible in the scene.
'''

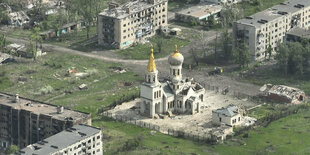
[78,84,88,90]
[0,52,14,64]
[8,11,30,27]
[260,84,306,104]
[110,66,126,73]
[167,111,174,117]
[150,130,157,135]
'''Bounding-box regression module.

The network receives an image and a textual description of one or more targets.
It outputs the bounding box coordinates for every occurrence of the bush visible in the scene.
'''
[119,136,144,152]
[39,85,54,95]
[85,69,98,75]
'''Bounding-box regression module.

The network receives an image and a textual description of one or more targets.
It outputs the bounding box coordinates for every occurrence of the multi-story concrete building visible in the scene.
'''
[233,0,310,61]
[201,0,239,5]
[98,0,168,49]
[0,93,91,150]
[175,4,222,24]
[18,124,102,155]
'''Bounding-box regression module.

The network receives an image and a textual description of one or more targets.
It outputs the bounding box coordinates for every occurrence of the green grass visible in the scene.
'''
[0,52,142,116]
[116,36,190,60]
[212,107,310,154]
[238,65,310,94]
[238,0,286,17]
[46,26,97,48]
[2,52,310,154]
[7,28,32,39]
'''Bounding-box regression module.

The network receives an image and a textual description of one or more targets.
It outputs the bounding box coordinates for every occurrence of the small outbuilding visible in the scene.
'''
[212,104,242,127]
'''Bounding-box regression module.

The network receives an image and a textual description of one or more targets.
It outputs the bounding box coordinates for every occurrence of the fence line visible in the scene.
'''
[101,111,216,142]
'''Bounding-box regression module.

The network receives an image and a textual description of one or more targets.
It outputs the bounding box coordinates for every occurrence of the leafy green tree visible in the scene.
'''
[71,0,103,39]
[6,145,18,154]
[220,5,242,28]
[220,29,232,60]
[275,42,310,76]
[0,8,9,24]
[206,15,216,28]
[266,44,272,60]
[26,40,37,60]
[275,43,289,76]
[0,34,6,52]
[30,27,42,52]
[190,19,198,26]
[288,42,304,75]
[155,39,163,53]
[233,42,251,68]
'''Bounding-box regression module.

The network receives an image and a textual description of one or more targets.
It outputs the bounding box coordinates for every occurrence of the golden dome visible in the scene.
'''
[168,45,184,66]
[147,47,156,72]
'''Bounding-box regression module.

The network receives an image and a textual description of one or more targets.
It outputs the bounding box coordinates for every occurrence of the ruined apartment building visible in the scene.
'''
[18,125,102,155]
[0,93,91,150]
[98,0,168,49]
[233,0,310,61]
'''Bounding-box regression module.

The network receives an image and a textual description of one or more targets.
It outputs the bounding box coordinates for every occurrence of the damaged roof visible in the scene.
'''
[236,0,310,28]
[0,93,91,122]
[99,0,167,19]
[162,82,174,97]
[19,124,101,155]
[213,104,239,117]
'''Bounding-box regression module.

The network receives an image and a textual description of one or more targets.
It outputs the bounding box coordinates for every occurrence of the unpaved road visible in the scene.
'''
[6,28,260,96]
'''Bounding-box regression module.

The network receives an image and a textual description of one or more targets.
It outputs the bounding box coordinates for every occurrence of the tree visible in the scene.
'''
[275,42,310,76]
[206,15,216,28]
[266,44,272,60]
[220,5,242,28]
[0,8,9,24]
[154,39,163,53]
[30,27,42,53]
[220,29,233,60]
[190,19,198,26]
[26,40,37,60]
[198,32,208,58]
[189,44,199,66]
[233,42,251,68]
[71,0,103,39]
[275,43,289,76]
[0,34,7,52]
[288,42,304,75]
[49,12,66,38]
[6,145,18,154]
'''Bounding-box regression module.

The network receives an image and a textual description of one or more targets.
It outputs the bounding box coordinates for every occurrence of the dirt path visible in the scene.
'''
[6,29,261,96]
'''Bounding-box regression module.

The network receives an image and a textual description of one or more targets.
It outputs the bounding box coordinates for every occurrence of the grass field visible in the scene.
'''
[116,35,190,60]
[0,52,142,116]
[2,52,310,154]
[213,106,310,154]
[237,65,310,94]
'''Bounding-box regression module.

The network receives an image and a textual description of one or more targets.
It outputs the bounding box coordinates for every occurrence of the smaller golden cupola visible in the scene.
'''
[147,47,156,72]
[168,45,184,66]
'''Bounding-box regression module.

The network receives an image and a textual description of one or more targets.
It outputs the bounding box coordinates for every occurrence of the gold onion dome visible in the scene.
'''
[147,47,156,72]
[168,45,184,66]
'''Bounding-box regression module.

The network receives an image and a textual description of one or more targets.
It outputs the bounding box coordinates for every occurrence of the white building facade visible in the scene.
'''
[233,0,310,61]
[212,105,242,127]
[140,46,205,118]
[98,0,168,49]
